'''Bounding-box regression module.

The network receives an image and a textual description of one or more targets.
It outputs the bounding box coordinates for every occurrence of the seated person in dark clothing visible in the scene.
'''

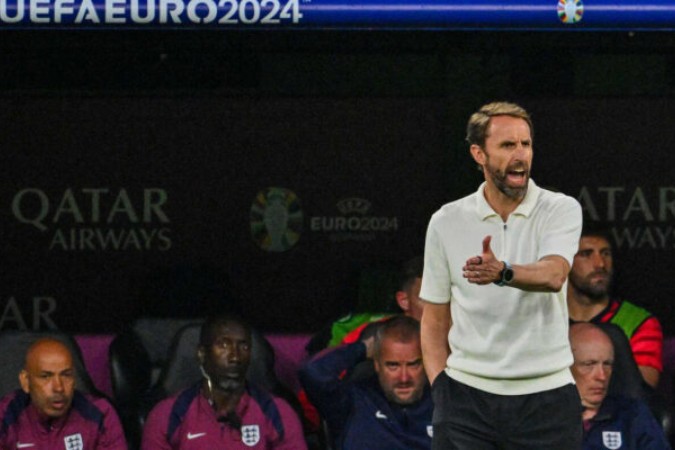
[570,322,670,450]
[300,315,432,450]
[341,255,425,345]
[0,338,127,450]
[141,314,307,450]
[300,256,426,432]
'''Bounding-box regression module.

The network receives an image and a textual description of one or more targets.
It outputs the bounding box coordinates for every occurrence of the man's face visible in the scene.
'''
[569,236,613,301]
[571,331,614,411]
[397,277,425,321]
[19,341,75,419]
[200,321,251,393]
[374,336,426,405]
[477,115,533,200]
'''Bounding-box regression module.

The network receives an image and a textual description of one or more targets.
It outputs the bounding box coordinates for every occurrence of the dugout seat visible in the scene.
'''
[108,318,199,449]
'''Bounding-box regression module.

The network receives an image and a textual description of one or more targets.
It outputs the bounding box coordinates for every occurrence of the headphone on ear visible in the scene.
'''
[199,364,210,380]
[197,350,214,404]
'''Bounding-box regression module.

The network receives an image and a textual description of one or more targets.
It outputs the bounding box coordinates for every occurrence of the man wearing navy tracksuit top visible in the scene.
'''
[300,315,433,450]
[583,395,670,450]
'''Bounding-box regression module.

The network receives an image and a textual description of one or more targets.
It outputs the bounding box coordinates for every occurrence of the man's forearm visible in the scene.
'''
[508,255,570,292]
[464,237,572,293]
[299,343,365,403]
[298,343,364,428]
[421,302,451,384]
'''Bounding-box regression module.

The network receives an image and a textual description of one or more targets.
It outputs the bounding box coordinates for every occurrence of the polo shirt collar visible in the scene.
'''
[199,384,250,426]
[475,178,540,220]
[590,395,619,423]
[27,400,71,434]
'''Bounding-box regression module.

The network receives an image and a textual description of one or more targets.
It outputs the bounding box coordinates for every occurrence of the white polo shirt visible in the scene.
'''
[421,179,582,395]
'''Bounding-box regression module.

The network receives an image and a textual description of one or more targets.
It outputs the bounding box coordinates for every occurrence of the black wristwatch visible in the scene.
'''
[494,261,514,286]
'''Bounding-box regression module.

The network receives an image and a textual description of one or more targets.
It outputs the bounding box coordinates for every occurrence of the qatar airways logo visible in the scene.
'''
[0,295,57,330]
[12,187,171,251]
[577,185,675,250]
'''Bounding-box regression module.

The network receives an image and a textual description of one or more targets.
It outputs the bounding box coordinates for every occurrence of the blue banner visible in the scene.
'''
[1,0,674,29]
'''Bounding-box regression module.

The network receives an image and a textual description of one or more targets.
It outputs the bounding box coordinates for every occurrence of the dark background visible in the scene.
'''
[1,30,674,334]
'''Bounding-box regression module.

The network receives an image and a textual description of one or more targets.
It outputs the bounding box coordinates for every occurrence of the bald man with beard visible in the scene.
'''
[0,338,127,450]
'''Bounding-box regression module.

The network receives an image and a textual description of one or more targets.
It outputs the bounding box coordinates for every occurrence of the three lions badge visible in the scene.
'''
[241,425,261,447]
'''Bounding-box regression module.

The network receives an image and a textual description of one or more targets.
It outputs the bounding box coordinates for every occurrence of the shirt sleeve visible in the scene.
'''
[141,400,173,450]
[538,195,582,266]
[271,398,307,450]
[95,400,128,450]
[420,216,452,304]
[631,317,664,372]
[341,323,369,345]
[298,343,366,439]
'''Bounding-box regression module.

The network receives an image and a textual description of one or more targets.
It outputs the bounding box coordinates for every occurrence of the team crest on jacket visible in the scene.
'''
[241,425,261,446]
[64,433,84,450]
[602,431,622,449]
[427,425,433,437]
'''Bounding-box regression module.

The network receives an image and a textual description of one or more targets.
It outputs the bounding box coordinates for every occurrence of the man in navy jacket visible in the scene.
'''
[300,315,432,450]
[570,322,670,450]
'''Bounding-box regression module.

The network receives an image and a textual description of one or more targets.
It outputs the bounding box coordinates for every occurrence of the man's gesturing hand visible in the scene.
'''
[462,236,505,285]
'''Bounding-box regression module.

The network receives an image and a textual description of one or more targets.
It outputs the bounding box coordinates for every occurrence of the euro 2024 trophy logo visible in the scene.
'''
[557,0,583,24]
[250,187,303,252]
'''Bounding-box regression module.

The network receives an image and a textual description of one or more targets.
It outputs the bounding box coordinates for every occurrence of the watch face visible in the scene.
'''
[504,268,514,283]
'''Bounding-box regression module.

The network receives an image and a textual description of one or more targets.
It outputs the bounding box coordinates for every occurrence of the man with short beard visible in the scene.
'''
[141,314,307,450]
[421,101,583,449]
[568,229,663,388]
[300,315,432,450]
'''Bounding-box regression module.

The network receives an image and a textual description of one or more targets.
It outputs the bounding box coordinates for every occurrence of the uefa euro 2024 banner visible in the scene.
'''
[0,0,674,29]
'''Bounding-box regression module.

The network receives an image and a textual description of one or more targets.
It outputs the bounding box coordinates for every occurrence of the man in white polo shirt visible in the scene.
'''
[420,101,583,449]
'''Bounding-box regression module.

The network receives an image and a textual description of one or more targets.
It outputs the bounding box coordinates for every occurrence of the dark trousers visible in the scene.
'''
[431,372,583,450]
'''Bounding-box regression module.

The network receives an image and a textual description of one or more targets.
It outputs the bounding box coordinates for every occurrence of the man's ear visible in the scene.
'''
[19,370,29,394]
[470,144,486,167]
[396,290,410,313]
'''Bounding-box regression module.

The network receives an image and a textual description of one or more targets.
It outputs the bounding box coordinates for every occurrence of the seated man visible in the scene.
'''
[141,314,307,450]
[570,322,670,450]
[306,256,425,353]
[299,315,432,450]
[300,256,425,431]
[0,337,127,449]
[341,255,425,345]
[568,229,663,387]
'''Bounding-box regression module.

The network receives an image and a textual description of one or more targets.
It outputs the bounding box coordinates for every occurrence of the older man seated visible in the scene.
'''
[570,322,670,450]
